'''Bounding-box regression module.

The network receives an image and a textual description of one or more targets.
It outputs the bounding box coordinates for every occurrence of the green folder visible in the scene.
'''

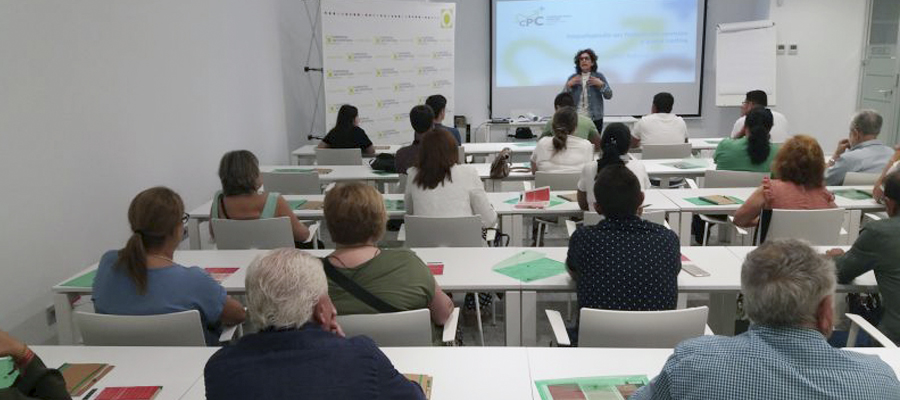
[833,189,873,200]
[61,270,97,288]
[493,251,566,282]
[287,199,308,210]
[273,168,315,173]
[663,159,708,169]
[513,141,537,147]
[683,196,745,206]
[535,375,649,400]
[0,357,19,389]
[384,199,405,211]
[371,170,395,176]
[504,196,568,208]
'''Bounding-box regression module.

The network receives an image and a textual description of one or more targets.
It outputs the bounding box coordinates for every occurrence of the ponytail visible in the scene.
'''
[118,232,149,295]
[550,106,578,154]
[596,122,631,175]
[117,187,185,295]
[745,107,773,165]
[552,128,568,153]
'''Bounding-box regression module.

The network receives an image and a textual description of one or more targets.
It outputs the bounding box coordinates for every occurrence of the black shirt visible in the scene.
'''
[322,126,373,150]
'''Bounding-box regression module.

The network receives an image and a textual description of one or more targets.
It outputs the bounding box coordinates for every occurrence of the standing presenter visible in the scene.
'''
[564,49,613,132]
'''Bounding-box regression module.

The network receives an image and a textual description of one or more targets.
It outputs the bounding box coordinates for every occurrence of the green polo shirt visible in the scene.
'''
[541,114,600,142]
[713,137,779,173]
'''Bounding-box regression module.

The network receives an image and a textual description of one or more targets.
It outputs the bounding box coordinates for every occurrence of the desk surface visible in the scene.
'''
[663,186,884,213]
[726,246,877,291]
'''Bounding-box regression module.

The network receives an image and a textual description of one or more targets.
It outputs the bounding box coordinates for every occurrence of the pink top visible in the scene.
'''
[762,177,835,209]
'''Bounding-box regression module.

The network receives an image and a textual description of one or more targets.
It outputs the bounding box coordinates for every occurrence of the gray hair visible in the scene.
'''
[851,110,883,137]
[741,239,836,327]
[245,248,327,329]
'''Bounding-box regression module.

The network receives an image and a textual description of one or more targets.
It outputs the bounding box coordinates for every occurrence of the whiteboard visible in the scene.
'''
[716,20,776,107]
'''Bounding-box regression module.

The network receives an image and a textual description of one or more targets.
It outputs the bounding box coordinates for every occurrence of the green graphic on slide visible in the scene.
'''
[501,39,570,86]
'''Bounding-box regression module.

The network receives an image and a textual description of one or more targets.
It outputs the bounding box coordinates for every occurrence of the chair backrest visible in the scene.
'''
[397,173,408,194]
[76,310,207,346]
[315,148,362,165]
[703,170,769,188]
[843,172,880,186]
[758,208,846,246]
[535,171,581,191]
[578,306,709,348]
[336,309,432,346]
[458,146,466,164]
[641,143,692,160]
[404,215,485,247]
[261,172,321,195]
[212,217,295,249]
[583,211,666,226]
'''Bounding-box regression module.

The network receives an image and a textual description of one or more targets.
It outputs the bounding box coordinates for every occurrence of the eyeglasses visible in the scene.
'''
[182,213,190,224]
[578,56,591,61]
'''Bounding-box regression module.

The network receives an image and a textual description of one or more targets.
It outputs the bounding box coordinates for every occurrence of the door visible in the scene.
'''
[859,0,900,146]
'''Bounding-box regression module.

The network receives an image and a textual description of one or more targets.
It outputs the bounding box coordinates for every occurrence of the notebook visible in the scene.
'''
[699,195,739,205]
[59,363,114,396]
[557,192,578,202]
[96,386,162,400]
[427,263,444,275]
[515,186,551,209]
[204,267,238,283]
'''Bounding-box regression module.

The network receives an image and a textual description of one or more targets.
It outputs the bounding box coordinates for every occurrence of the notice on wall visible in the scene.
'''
[321,0,456,144]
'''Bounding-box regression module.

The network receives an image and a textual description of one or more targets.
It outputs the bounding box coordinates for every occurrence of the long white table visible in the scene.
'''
[291,142,540,164]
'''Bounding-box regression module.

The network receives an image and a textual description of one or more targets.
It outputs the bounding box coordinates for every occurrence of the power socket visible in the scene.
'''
[788,44,798,55]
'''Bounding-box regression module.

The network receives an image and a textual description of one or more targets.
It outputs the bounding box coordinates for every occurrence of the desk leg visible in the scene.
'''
[522,291,537,346]
[678,211,693,246]
[847,210,861,245]
[505,290,521,346]
[708,292,737,336]
[506,215,524,247]
[188,218,202,250]
[660,177,671,188]
[485,178,501,192]
[54,293,76,345]
[666,211,681,236]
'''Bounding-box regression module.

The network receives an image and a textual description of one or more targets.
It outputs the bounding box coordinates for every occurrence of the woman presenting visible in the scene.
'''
[564,49,613,132]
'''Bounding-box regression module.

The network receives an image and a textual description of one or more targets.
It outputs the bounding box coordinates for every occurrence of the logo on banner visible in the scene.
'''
[516,8,569,27]
[441,9,453,28]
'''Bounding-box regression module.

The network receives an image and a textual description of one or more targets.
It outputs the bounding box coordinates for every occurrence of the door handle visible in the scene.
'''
[877,89,894,95]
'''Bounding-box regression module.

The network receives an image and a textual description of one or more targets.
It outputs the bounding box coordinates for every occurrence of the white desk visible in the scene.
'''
[484,117,638,143]
[640,158,715,187]
[725,246,878,292]
[31,345,216,400]
[290,142,538,164]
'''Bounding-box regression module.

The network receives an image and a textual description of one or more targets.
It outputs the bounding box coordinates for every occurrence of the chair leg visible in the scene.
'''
[474,292,485,346]
[702,222,710,246]
[491,296,497,326]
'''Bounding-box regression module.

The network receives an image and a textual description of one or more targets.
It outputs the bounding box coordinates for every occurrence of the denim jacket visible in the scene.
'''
[564,71,613,121]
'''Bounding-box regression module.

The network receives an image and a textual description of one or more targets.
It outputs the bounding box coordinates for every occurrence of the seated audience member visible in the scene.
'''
[210,150,311,245]
[0,330,70,400]
[714,107,780,173]
[531,106,594,173]
[567,165,680,313]
[828,170,900,344]
[405,129,497,228]
[322,183,454,335]
[825,110,894,185]
[541,92,601,149]
[425,94,461,145]
[733,135,836,228]
[630,92,688,148]
[93,187,245,345]
[576,123,650,211]
[395,105,435,175]
[204,249,426,400]
[318,104,375,155]
[873,146,900,202]
[731,90,789,142]
[632,239,900,399]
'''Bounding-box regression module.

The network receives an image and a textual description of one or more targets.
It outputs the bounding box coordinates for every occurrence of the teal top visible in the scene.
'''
[713,138,778,173]
[212,190,280,220]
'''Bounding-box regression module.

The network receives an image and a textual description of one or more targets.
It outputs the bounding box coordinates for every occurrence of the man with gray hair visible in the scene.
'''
[204,248,426,400]
[632,239,900,399]
[825,110,894,185]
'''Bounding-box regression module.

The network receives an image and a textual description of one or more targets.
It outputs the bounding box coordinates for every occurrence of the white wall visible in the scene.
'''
[0,0,291,342]
[769,0,867,152]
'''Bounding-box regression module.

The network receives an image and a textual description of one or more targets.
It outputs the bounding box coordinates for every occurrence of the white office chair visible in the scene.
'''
[846,313,897,348]
[546,306,711,347]
[337,308,459,347]
[458,146,467,164]
[756,208,847,246]
[641,143,693,160]
[212,217,310,249]
[530,172,580,246]
[843,172,880,186]
[694,170,769,246]
[315,148,362,165]
[76,310,239,346]
[261,171,321,195]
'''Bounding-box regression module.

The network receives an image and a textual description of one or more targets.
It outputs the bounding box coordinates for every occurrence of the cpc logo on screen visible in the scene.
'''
[516,9,544,27]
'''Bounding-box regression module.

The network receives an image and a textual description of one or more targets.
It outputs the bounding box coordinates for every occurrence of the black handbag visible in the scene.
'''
[369,153,397,173]
[513,127,534,139]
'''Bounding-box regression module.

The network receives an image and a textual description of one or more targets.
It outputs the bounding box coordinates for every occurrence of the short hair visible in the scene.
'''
[553,92,576,109]
[219,150,260,196]
[413,129,458,190]
[594,164,641,218]
[851,110,883,137]
[745,90,768,107]
[409,105,435,134]
[652,92,675,113]
[885,170,900,203]
[246,248,327,330]
[573,49,598,73]
[772,135,826,188]
[425,95,447,117]
[741,239,835,327]
[323,182,387,245]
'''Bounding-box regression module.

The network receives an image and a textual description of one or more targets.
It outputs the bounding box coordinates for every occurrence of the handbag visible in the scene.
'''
[369,153,397,173]
[321,257,400,313]
[490,148,512,179]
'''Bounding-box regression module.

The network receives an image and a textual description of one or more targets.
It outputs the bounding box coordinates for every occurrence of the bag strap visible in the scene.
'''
[321,257,401,313]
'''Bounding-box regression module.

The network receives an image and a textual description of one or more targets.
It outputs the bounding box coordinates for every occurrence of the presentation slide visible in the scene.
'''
[492,0,706,118]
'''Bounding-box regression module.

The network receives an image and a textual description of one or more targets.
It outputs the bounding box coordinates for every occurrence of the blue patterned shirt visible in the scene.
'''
[632,326,900,400]
[566,215,680,311]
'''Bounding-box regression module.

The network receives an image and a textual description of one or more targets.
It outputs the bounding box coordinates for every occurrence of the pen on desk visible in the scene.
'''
[83,388,98,400]
[640,204,653,209]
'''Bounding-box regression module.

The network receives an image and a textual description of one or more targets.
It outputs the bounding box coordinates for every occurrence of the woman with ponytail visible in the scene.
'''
[93,187,246,345]
[530,106,593,173]
[576,123,651,211]
[714,107,780,173]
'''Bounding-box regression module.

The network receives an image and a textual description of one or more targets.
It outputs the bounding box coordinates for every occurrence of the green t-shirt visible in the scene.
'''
[541,114,599,142]
[714,137,779,173]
